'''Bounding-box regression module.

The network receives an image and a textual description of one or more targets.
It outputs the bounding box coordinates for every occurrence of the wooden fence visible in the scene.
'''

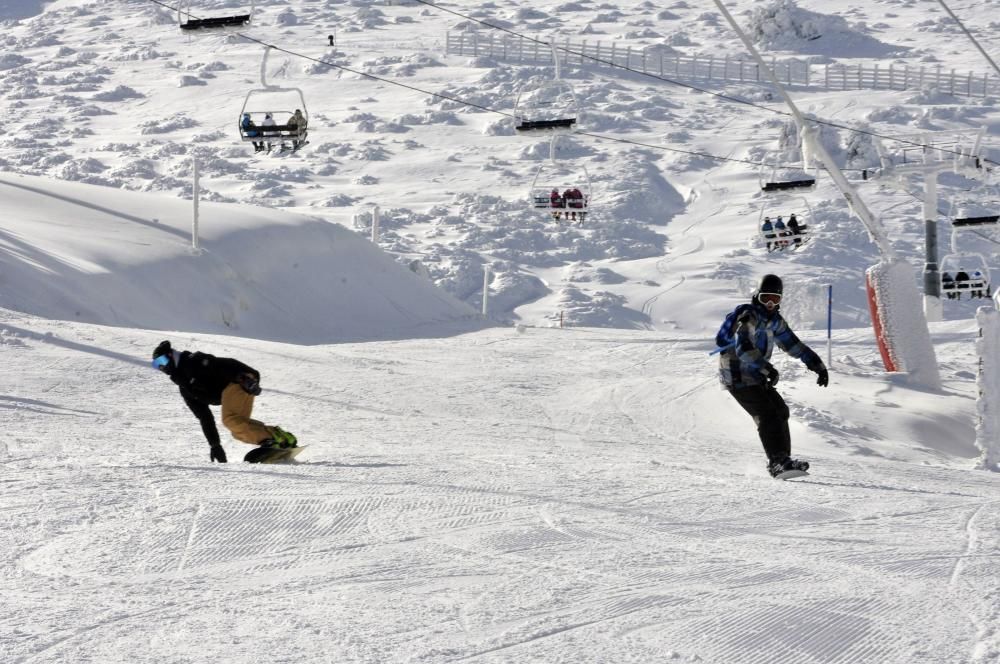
[445,31,1000,98]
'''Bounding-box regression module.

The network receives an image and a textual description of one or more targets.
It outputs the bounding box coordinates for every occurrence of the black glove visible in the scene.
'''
[210,443,228,463]
[238,372,261,396]
[815,366,829,387]
[761,361,779,387]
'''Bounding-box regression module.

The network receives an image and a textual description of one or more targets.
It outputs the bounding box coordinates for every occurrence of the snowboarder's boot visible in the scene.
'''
[768,457,809,478]
[271,426,297,448]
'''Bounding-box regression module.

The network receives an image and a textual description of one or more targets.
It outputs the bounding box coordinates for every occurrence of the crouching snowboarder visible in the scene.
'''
[151,340,297,463]
[714,274,829,478]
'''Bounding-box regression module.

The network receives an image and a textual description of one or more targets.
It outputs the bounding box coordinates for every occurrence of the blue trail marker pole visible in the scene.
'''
[826,284,833,367]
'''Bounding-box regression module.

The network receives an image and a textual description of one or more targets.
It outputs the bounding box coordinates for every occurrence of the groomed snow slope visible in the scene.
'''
[0,173,478,343]
[1,307,997,663]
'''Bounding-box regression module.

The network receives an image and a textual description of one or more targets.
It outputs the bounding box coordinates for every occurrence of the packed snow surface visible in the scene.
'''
[2,0,1000,661]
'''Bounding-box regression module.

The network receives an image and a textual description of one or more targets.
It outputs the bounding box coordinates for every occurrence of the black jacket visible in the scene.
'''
[169,351,259,446]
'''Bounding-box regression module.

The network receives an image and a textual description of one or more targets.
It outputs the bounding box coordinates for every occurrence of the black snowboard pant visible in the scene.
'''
[727,385,791,465]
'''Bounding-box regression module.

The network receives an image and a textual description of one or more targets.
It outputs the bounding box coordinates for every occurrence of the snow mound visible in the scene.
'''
[0,174,478,344]
[746,0,906,58]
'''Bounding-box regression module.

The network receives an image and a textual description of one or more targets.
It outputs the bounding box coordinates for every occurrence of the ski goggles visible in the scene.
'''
[757,292,782,306]
[152,354,171,370]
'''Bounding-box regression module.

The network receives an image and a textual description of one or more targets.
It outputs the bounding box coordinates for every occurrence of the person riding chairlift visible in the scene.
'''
[261,112,277,152]
[287,109,307,150]
[242,113,265,153]
[786,213,806,246]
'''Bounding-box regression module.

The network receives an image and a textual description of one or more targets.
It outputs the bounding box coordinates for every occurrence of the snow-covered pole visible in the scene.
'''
[826,283,833,368]
[922,162,943,322]
[192,155,201,253]
[550,39,561,80]
[975,305,1000,471]
[481,263,490,317]
[892,160,952,322]
[371,205,380,243]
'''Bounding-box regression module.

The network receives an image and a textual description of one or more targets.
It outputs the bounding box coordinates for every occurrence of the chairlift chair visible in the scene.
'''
[939,253,992,300]
[759,164,815,192]
[951,199,1000,228]
[757,196,812,253]
[513,40,581,133]
[178,0,253,30]
[528,136,592,223]
[514,80,580,132]
[238,47,309,152]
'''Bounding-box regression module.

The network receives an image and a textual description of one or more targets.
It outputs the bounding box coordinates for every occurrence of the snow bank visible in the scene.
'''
[0,174,478,344]
[745,0,905,57]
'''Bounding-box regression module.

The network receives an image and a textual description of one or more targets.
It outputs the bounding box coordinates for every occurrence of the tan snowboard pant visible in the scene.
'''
[220,383,274,445]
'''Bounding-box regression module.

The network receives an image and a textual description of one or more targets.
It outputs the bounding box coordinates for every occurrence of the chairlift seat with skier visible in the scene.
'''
[940,253,991,300]
[238,47,310,152]
[757,196,812,253]
[239,111,307,142]
[529,155,591,224]
[178,0,253,30]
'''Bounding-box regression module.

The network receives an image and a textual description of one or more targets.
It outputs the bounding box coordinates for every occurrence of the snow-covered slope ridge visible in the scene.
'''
[0,173,477,343]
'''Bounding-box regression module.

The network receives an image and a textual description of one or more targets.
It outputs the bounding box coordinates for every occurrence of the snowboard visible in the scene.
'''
[244,445,306,464]
[774,468,809,480]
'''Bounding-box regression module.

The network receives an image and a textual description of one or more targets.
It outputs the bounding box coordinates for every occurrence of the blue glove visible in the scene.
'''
[815,366,829,387]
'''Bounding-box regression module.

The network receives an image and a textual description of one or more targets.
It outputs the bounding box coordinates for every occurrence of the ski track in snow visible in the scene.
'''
[2,315,997,663]
[2,0,1000,661]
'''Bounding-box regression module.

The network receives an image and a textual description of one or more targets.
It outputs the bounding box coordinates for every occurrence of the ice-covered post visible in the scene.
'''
[975,305,1000,471]
[192,155,201,253]
[371,205,380,243]
[481,263,490,317]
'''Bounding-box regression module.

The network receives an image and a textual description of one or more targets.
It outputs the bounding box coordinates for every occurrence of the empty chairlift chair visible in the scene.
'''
[951,200,1000,229]
[759,164,816,192]
[513,41,581,133]
[178,0,253,30]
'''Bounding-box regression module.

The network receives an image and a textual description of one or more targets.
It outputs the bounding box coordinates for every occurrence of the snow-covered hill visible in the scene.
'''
[2,0,999,327]
[0,172,477,342]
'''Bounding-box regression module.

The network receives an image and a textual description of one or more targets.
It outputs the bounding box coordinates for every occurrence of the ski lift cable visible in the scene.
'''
[409,0,1000,168]
[145,0,798,171]
[148,0,511,117]
[934,0,1000,82]
[149,0,854,172]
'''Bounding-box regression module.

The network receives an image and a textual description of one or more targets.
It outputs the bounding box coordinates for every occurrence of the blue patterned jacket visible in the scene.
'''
[715,302,822,389]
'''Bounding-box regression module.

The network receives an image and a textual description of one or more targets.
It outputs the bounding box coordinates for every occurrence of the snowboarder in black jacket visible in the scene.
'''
[152,340,296,463]
[714,275,829,477]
